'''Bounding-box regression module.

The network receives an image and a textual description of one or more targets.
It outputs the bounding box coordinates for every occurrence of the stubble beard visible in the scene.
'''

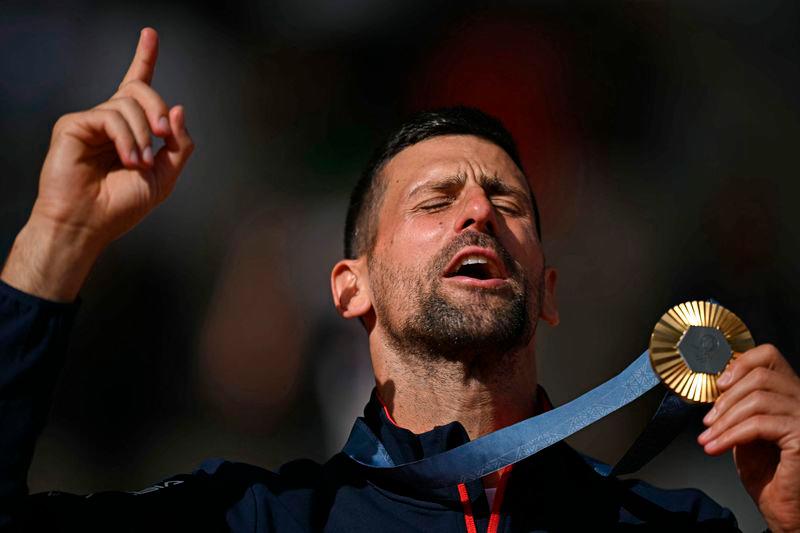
[369,233,541,374]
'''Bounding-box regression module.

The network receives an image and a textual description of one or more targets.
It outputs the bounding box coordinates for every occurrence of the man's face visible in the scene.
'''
[366,134,552,364]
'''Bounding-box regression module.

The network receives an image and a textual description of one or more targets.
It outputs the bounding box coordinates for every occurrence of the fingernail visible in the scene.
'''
[129,149,139,165]
[158,116,170,134]
[717,371,731,387]
[142,146,153,164]
[698,427,712,443]
[703,406,717,425]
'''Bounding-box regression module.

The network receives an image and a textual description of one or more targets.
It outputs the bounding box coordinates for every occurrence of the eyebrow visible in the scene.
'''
[407,173,530,203]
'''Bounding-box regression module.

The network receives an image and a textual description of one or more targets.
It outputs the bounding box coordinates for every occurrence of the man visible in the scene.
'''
[1,28,799,532]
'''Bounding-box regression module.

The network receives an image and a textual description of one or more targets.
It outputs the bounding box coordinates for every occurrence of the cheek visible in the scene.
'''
[523,245,544,271]
[507,230,544,272]
[384,216,447,258]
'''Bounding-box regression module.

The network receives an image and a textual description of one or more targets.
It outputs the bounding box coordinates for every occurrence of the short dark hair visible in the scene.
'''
[343,106,542,259]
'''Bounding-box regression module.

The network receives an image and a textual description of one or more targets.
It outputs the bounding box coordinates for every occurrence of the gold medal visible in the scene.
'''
[649,301,755,403]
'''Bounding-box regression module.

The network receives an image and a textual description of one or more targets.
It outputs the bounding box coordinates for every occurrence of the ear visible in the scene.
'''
[539,267,559,327]
[331,258,373,319]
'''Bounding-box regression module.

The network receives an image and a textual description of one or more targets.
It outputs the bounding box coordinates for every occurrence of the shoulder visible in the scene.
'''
[615,475,738,529]
[623,477,734,518]
[577,454,739,530]
[194,456,327,496]
[616,478,739,530]
[194,456,351,531]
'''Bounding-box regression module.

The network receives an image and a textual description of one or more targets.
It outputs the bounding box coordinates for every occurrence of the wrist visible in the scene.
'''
[1,214,104,302]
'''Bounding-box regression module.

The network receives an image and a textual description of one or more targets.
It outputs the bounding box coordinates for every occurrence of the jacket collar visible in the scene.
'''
[361,386,554,466]
[361,388,472,465]
[341,386,593,503]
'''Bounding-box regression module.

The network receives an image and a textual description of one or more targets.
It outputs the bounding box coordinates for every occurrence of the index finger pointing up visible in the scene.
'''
[120,27,159,87]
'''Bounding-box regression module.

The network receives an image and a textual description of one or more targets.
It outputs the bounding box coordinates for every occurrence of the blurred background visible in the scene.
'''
[2,1,800,529]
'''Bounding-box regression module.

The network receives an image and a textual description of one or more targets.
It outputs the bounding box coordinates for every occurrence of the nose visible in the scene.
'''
[453,187,497,235]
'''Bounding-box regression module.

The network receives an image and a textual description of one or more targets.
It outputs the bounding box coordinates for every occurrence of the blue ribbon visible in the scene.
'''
[343,350,668,488]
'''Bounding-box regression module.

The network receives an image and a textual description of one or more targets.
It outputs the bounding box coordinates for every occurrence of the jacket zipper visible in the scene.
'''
[378,395,514,532]
[458,465,512,533]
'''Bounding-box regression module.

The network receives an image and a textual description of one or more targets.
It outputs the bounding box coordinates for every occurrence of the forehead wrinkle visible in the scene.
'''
[405,173,466,201]
[478,173,530,202]
[404,170,531,205]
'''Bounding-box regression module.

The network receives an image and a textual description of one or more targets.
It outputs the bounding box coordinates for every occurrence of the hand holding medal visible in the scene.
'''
[649,301,800,532]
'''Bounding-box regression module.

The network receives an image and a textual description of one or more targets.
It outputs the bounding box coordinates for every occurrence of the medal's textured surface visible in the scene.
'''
[677,326,732,374]
[649,301,754,403]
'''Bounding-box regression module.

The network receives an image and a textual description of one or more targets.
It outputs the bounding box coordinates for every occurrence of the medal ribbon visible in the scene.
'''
[344,300,752,487]
[343,349,673,488]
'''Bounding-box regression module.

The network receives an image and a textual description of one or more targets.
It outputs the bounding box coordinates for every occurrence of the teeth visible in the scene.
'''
[460,255,489,267]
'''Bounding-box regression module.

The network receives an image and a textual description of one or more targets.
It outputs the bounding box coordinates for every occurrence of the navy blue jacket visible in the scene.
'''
[0,280,740,531]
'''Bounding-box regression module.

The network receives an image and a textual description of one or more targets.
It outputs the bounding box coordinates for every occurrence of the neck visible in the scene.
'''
[371,336,539,441]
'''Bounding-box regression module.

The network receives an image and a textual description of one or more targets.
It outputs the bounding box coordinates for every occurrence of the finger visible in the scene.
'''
[69,108,142,168]
[701,414,795,456]
[718,344,795,392]
[120,27,159,86]
[706,367,800,425]
[97,97,154,166]
[699,390,796,445]
[115,80,171,137]
[152,105,194,199]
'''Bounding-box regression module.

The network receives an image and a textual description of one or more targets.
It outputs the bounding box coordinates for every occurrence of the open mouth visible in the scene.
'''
[443,248,507,282]
[445,256,497,280]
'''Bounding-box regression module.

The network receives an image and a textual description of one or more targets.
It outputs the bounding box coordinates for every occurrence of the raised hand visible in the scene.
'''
[1,28,193,302]
[698,344,800,532]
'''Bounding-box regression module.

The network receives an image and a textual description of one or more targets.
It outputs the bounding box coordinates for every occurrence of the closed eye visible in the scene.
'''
[491,199,522,215]
[417,196,455,211]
